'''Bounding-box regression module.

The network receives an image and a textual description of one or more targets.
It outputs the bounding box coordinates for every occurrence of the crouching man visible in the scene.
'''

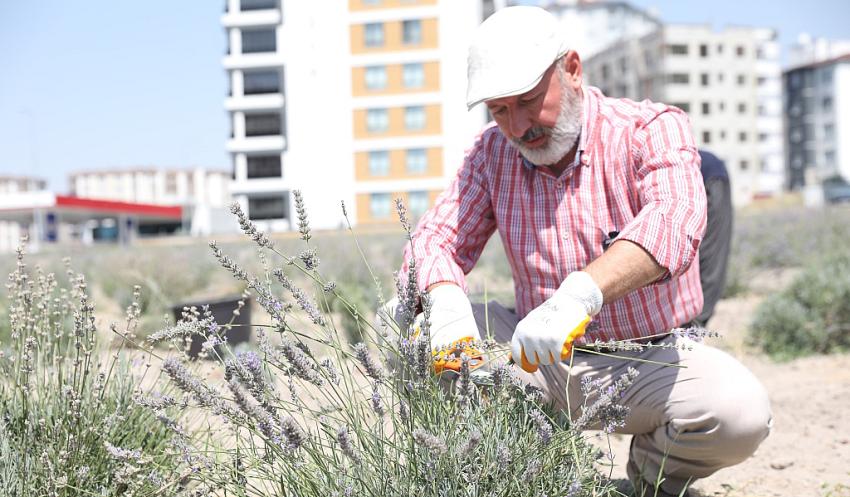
[382,6,771,496]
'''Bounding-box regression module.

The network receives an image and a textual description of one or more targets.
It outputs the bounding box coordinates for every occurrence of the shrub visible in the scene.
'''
[749,252,850,360]
[126,194,632,496]
[0,247,183,496]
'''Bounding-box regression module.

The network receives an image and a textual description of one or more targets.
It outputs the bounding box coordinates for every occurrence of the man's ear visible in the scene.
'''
[562,50,583,89]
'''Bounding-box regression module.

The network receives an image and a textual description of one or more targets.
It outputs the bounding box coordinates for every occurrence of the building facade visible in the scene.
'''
[545,0,661,59]
[783,54,850,201]
[222,0,486,231]
[0,176,47,252]
[69,167,231,235]
[582,24,784,206]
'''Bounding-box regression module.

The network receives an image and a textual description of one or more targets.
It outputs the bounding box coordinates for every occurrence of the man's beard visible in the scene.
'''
[511,81,583,167]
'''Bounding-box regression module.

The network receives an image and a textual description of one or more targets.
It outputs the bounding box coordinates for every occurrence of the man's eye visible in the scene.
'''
[520,94,541,105]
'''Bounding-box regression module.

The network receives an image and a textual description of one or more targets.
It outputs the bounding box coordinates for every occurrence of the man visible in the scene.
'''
[696,150,733,326]
[396,7,771,496]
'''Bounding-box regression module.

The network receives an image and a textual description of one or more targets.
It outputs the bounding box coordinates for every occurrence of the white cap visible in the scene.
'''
[466,6,569,110]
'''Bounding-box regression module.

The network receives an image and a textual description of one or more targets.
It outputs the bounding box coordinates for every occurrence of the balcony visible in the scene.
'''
[226,135,286,154]
[221,9,281,28]
[225,93,284,112]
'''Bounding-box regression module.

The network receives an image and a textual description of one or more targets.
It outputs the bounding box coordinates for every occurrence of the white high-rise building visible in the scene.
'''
[222,0,486,231]
[0,176,47,252]
[582,24,784,205]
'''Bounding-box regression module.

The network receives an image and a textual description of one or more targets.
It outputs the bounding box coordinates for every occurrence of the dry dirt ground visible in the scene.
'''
[587,270,850,497]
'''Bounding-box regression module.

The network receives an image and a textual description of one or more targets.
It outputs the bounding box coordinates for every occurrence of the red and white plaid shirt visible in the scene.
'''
[404,86,707,344]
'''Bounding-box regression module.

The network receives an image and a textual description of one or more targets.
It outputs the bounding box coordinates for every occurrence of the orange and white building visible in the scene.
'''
[222,0,488,230]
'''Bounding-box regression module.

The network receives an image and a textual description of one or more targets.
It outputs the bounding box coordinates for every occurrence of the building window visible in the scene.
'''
[364,66,387,90]
[668,73,689,84]
[719,101,726,112]
[739,160,749,171]
[699,44,708,57]
[402,63,425,88]
[667,44,688,55]
[737,74,746,86]
[702,102,710,115]
[825,124,835,141]
[366,109,389,133]
[247,155,282,178]
[406,149,428,174]
[364,23,384,47]
[720,130,726,140]
[823,96,833,111]
[165,173,178,195]
[739,131,747,143]
[240,0,277,11]
[241,28,276,54]
[243,70,280,95]
[757,76,767,86]
[404,106,426,130]
[825,150,836,168]
[245,113,281,136]
[700,73,709,86]
[369,193,392,219]
[402,19,422,45]
[717,73,724,83]
[738,102,747,114]
[702,131,711,144]
[821,68,834,84]
[601,64,610,80]
[368,151,390,176]
[717,44,724,54]
[758,132,769,143]
[736,45,745,57]
[408,191,429,217]
[672,102,690,113]
[248,195,289,221]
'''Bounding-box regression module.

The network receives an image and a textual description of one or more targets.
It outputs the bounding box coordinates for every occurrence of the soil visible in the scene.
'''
[588,269,850,497]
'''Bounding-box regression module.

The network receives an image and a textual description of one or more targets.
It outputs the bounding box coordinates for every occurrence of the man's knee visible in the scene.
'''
[673,375,772,466]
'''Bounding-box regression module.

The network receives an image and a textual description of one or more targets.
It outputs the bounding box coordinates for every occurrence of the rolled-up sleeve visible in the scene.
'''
[618,108,707,278]
[401,133,498,292]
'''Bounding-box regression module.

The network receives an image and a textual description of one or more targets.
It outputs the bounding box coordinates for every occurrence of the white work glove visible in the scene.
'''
[511,271,603,372]
[423,284,481,352]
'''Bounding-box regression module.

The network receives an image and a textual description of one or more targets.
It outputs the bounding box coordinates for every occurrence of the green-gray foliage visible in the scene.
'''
[749,252,850,360]
[129,201,623,496]
[0,248,182,496]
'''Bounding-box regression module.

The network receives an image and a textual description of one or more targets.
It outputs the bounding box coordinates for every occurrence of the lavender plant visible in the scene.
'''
[0,243,183,496]
[123,193,644,497]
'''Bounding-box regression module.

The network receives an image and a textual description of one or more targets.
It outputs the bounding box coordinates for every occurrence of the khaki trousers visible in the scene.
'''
[470,301,773,495]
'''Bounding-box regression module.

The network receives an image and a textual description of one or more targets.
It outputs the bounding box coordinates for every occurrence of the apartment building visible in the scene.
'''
[0,175,47,252]
[582,24,784,205]
[222,0,486,231]
[69,167,231,235]
[783,54,850,202]
[545,0,660,58]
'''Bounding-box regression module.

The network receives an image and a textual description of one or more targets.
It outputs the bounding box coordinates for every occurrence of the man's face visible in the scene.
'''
[485,61,583,166]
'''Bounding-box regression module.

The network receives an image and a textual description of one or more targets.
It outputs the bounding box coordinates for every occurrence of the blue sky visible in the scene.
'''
[0,0,848,191]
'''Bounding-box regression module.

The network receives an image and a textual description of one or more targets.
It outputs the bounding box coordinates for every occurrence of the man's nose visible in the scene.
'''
[507,108,531,140]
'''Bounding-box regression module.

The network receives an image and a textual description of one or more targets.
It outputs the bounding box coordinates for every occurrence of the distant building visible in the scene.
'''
[789,33,850,67]
[783,53,850,203]
[545,0,661,58]
[69,167,231,235]
[582,23,784,205]
[222,0,486,231]
[0,175,47,252]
